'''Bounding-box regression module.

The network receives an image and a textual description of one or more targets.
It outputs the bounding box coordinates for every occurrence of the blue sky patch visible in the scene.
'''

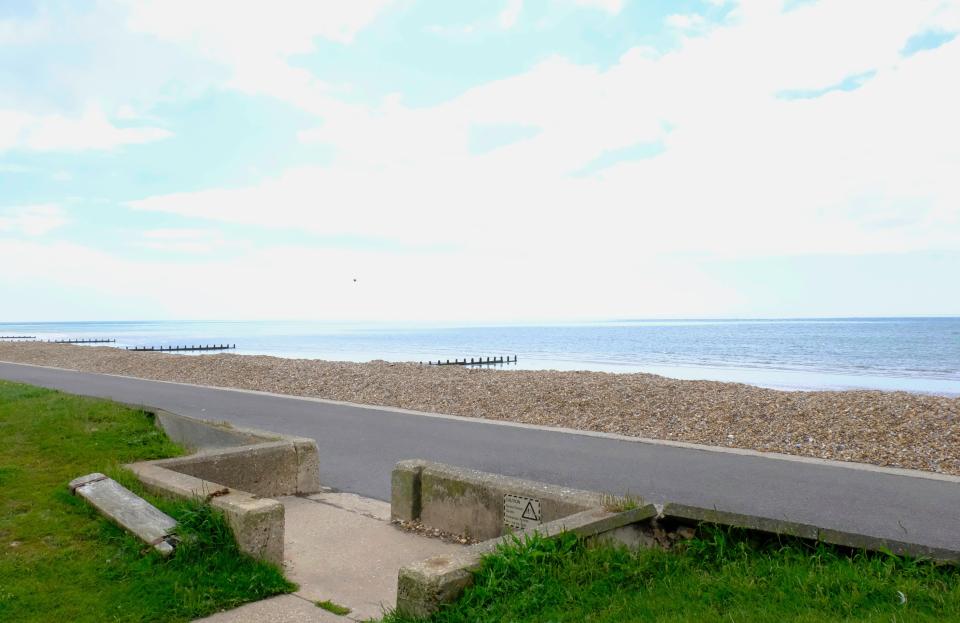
[901,29,957,56]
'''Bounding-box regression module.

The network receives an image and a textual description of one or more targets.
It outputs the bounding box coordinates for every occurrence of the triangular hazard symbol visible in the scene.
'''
[521,501,539,521]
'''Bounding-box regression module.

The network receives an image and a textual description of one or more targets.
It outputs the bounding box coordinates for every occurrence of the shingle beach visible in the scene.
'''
[1,342,957,475]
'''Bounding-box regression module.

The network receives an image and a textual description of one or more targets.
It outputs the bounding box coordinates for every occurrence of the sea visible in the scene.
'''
[0,318,958,396]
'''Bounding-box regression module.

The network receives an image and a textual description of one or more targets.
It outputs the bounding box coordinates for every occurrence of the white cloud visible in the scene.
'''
[0,1,395,149]
[666,13,707,31]
[0,4,223,125]
[499,0,524,29]
[0,106,170,153]
[0,14,49,45]
[4,0,960,320]
[0,164,32,173]
[572,0,625,15]
[122,0,393,50]
[129,0,960,263]
[142,228,210,240]
[120,0,394,115]
[0,204,69,236]
[426,23,477,37]
[139,228,229,254]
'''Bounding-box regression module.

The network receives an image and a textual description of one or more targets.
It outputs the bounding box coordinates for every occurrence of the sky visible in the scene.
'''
[0,0,958,323]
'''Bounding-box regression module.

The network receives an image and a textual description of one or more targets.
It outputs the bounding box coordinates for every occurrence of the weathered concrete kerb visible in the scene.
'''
[392,459,601,540]
[69,472,179,556]
[126,409,321,566]
[392,459,960,618]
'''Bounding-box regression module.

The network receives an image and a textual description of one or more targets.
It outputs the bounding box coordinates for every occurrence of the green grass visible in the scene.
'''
[0,380,295,623]
[384,526,960,623]
[599,491,645,513]
[316,599,352,616]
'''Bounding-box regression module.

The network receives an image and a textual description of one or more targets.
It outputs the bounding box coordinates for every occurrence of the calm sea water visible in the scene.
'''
[1,318,958,395]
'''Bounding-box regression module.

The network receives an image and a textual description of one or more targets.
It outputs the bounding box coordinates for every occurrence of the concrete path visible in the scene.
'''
[2,362,959,553]
[198,596,341,623]
[196,490,461,622]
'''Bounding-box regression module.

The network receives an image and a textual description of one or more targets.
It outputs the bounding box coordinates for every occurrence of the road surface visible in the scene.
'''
[1,361,957,551]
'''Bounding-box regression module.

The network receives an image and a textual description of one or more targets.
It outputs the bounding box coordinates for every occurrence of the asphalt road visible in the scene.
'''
[2,361,958,551]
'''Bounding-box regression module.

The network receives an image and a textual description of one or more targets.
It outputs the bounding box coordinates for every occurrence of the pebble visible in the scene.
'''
[2,342,958,476]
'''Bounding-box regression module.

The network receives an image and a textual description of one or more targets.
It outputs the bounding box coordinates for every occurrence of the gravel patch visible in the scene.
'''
[391,519,476,545]
[1,342,958,476]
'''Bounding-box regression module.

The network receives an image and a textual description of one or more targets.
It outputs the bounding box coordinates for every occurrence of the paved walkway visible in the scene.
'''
[2,362,959,553]
[196,490,461,622]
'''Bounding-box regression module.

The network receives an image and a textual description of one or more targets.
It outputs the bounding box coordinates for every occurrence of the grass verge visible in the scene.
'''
[0,380,295,623]
[384,526,960,622]
[316,599,352,616]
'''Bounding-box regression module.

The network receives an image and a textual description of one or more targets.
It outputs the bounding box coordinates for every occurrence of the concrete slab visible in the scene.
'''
[195,595,344,622]
[304,490,392,521]
[69,473,177,555]
[194,492,463,623]
[282,493,462,622]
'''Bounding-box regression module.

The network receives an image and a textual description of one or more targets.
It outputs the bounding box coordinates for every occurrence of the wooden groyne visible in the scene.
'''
[126,344,236,352]
[46,338,115,344]
[0,336,35,339]
[423,356,517,366]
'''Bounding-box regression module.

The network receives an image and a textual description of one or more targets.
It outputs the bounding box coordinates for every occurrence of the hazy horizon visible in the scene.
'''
[2,314,960,326]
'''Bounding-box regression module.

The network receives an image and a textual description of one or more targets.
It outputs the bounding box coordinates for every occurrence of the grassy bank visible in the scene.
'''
[385,528,960,623]
[0,380,294,623]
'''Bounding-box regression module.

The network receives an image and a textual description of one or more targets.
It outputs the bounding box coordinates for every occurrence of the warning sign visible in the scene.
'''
[504,494,542,530]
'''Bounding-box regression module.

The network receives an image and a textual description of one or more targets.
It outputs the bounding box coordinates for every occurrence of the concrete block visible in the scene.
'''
[118,409,322,566]
[562,505,659,540]
[223,494,285,567]
[127,462,285,566]
[69,472,178,556]
[149,409,268,451]
[151,442,301,498]
[416,461,601,540]
[391,459,428,522]
[593,523,661,550]
[662,503,822,541]
[143,408,321,496]
[661,503,960,563]
[293,438,322,494]
[397,554,477,619]
[815,527,960,562]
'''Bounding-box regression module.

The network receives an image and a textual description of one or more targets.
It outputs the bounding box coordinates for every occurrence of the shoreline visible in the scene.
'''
[0,341,958,477]
[1,317,957,396]
[148,350,960,397]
